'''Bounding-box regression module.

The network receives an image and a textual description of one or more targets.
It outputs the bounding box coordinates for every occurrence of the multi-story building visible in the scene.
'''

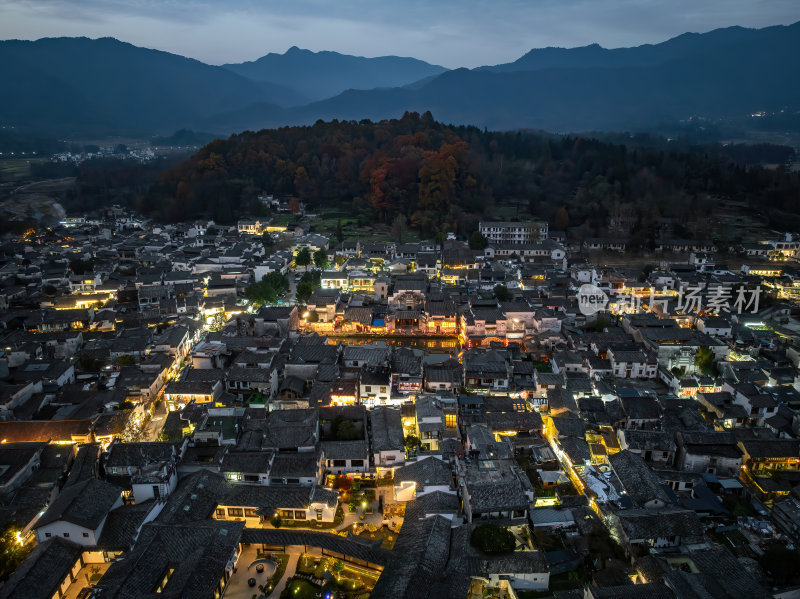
[479,220,549,245]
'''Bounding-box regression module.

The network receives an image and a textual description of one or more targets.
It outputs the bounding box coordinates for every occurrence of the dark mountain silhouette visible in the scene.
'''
[222,46,448,102]
[199,21,800,133]
[481,23,790,72]
[2,22,798,136]
[0,37,305,135]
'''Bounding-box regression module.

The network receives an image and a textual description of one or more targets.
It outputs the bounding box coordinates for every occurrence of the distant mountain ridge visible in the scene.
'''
[1,22,798,136]
[481,23,789,72]
[0,37,304,134]
[199,21,800,133]
[222,46,448,102]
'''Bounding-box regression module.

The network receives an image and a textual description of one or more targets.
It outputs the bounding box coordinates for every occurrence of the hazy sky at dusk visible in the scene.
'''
[0,0,798,67]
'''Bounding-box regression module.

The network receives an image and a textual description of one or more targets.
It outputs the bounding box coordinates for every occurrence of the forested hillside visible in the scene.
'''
[141,113,799,241]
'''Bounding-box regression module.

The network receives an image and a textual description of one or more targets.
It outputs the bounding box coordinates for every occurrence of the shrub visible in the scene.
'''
[333,475,353,491]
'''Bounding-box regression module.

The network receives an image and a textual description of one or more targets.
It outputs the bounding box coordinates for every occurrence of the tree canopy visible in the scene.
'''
[494,284,513,301]
[694,346,717,377]
[135,113,798,240]
[470,524,516,554]
[245,272,289,307]
[468,231,488,250]
[313,247,329,270]
[295,247,312,270]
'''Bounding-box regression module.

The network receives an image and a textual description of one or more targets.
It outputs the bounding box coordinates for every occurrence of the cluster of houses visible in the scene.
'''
[1,212,800,598]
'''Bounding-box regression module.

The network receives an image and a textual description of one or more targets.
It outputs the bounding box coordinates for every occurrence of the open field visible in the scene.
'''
[310,211,419,244]
[0,158,49,181]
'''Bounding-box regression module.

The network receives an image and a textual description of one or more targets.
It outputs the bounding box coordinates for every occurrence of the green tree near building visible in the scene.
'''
[295,270,321,304]
[0,528,33,582]
[470,524,516,554]
[295,247,312,271]
[335,219,344,243]
[493,284,512,301]
[469,231,488,250]
[244,272,289,307]
[313,248,329,270]
[208,313,227,331]
[405,435,421,451]
[694,346,717,376]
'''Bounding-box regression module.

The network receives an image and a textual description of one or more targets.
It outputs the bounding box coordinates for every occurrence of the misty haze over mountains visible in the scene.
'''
[0,21,798,137]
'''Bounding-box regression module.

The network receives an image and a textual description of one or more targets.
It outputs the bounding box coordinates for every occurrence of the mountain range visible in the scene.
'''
[0,21,798,137]
[223,46,447,103]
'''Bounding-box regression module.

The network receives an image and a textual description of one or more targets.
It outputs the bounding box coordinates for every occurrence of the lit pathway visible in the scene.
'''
[268,549,301,598]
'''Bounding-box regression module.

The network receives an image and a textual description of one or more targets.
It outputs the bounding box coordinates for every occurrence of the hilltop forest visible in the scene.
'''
[138,113,799,243]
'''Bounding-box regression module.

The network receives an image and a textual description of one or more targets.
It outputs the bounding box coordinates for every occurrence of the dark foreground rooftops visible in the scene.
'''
[94,520,244,599]
[0,536,83,599]
[34,478,122,531]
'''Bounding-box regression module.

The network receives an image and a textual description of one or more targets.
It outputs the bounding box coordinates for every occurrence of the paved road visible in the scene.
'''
[12,177,75,194]
[286,271,298,305]
[142,402,168,441]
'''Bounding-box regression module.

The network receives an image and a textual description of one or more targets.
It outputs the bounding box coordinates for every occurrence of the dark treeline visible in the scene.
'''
[0,130,68,155]
[135,112,799,240]
[62,155,190,215]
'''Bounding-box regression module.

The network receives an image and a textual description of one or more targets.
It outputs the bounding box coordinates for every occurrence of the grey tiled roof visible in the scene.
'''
[414,490,460,515]
[467,553,549,576]
[615,507,704,544]
[269,452,320,479]
[684,545,771,598]
[95,521,244,599]
[394,457,455,490]
[34,478,121,531]
[739,438,800,458]
[486,410,543,433]
[0,536,83,599]
[620,397,661,420]
[226,365,272,383]
[370,407,404,452]
[241,528,389,565]
[263,409,318,449]
[224,485,315,511]
[620,430,676,453]
[370,511,452,599]
[463,460,532,513]
[551,416,586,438]
[320,440,369,461]
[219,450,273,474]
[591,583,675,599]
[608,450,673,507]
[156,470,231,524]
[97,501,155,550]
[557,437,592,465]
[105,441,176,470]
